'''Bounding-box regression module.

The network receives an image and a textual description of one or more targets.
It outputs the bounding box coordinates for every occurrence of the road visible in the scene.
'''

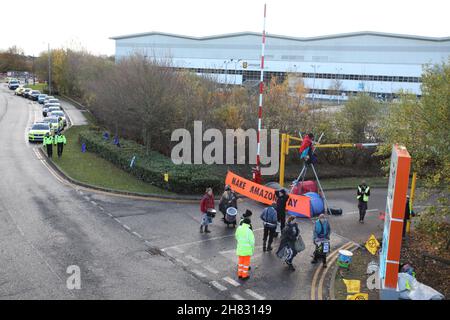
[0,84,388,300]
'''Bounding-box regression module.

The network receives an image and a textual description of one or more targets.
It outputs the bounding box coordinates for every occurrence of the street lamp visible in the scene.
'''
[311,64,320,104]
[336,67,343,104]
[232,58,242,85]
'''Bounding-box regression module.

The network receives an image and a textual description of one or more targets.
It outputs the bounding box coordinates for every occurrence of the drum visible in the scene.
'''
[337,249,353,268]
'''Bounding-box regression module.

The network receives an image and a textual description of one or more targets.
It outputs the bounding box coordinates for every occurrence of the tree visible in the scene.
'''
[376,60,450,247]
[336,94,382,143]
[0,46,29,73]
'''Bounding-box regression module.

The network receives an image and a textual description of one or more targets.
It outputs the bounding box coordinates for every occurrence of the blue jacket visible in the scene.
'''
[313,220,331,240]
[260,206,278,228]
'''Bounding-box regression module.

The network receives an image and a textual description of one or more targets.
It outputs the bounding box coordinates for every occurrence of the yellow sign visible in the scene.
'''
[347,293,369,300]
[164,173,169,182]
[365,234,380,255]
[343,279,361,293]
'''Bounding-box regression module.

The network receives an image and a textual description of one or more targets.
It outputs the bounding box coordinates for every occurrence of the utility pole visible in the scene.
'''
[48,43,52,95]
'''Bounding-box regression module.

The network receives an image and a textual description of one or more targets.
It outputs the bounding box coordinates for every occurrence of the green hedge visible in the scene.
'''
[78,129,223,194]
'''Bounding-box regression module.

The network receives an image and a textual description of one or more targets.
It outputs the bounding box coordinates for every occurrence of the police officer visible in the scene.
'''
[43,132,53,158]
[357,180,370,223]
[54,131,67,158]
[58,116,64,129]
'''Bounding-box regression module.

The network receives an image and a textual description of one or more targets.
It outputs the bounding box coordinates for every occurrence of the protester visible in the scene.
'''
[260,203,278,252]
[200,187,215,233]
[357,180,370,223]
[312,214,331,268]
[299,133,315,164]
[276,215,300,271]
[275,188,289,231]
[219,185,238,219]
[235,217,255,280]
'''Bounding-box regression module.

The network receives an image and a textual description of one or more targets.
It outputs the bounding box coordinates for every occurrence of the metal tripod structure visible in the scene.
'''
[294,161,332,215]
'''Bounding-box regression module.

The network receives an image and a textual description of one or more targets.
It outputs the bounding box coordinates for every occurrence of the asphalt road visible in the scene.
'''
[0,84,389,300]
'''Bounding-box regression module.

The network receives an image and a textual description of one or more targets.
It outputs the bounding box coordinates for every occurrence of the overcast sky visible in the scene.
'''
[1,0,449,56]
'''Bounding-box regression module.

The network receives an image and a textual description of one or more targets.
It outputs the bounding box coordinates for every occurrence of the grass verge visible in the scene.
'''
[334,248,380,300]
[25,83,46,91]
[50,125,173,195]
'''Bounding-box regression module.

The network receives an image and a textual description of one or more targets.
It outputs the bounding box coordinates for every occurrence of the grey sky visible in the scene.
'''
[1,0,449,56]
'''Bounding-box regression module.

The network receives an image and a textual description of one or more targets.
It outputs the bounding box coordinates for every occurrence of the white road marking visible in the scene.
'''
[113,218,121,224]
[223,276,240,287]
[98,206,105,211]
[245,289,266,300]
[185,255,202,264]
[170,247,185,254]
[232,294,245,300]
[132,231,142,238]
[175,258,189,267]
[210,281,227,291]
[191,269,207,278]
[203,265,219,274]
[122,224,131,231]
[161,228,264,251]
[90,200,97,206]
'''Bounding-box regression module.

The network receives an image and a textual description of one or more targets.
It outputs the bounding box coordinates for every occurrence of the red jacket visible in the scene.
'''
[200,193,215,213]
[299,135,313,154]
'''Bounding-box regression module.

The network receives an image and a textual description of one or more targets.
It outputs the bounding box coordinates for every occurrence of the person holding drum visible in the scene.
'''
[312,214,331,268]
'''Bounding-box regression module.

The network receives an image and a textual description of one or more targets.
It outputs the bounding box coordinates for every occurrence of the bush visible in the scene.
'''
[79,129,223,194]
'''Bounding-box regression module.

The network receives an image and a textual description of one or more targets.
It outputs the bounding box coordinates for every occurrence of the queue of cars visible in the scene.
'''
[4,79,68,142]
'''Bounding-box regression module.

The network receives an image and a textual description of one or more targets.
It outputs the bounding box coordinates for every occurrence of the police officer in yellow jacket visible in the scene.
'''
[54,131,67,158]
[43,133,54,158]
[357,180,370,223]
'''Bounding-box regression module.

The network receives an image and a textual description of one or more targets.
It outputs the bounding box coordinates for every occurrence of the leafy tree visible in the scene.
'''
[377,60,450,248]
[336,93,382,142]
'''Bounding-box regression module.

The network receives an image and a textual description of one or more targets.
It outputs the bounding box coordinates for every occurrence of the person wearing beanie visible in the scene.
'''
[235,217,255,280]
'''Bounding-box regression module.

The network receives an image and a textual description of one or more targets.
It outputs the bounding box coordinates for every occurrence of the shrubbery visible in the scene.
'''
[78,128,223,194]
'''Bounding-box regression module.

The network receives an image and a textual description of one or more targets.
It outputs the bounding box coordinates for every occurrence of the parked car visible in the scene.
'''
[28,122,51,142]
[8,79,20,90]
[44,98,60,106]
[29,90,41,101]
[22,88,32,98]
[41,117,61,132]
[42,103,61,117]
[43,96,56,104]
[37,94,48,104]
[49,110,67,126]
[14,86,25,96]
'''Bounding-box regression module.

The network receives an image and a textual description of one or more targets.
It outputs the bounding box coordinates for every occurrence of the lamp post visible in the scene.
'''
[311,64,320,104]
[48,43,52,95]
[336,67,343,104]
[232,59,242,85]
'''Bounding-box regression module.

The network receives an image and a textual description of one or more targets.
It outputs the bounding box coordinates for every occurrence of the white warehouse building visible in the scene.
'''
[111,31,450,100]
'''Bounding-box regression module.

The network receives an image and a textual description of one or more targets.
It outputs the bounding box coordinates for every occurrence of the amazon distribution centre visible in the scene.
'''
[111,31,450,100]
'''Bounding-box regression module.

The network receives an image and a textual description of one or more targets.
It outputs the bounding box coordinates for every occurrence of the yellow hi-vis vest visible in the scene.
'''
[357,185,370,202]
[235,223,255,256]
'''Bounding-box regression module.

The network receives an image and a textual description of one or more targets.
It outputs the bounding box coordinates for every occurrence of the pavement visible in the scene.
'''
[0,83,390,300]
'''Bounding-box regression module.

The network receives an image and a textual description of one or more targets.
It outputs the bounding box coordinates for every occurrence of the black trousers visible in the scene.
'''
[57,143,64,157]
[46,144,53,158]
[313,248,327,265]
[263,226,276,248]
[358,201,368,221]
[278,211,286,230]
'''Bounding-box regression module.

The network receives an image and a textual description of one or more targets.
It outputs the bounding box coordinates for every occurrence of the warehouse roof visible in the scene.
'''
[110,31,450,42]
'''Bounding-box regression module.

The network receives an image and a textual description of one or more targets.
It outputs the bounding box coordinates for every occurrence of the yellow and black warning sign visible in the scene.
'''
[365,234,380,255]
[347,293,369,300]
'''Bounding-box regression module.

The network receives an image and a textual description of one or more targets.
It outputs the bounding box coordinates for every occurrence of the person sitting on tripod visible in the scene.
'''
[299,133,315,165]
